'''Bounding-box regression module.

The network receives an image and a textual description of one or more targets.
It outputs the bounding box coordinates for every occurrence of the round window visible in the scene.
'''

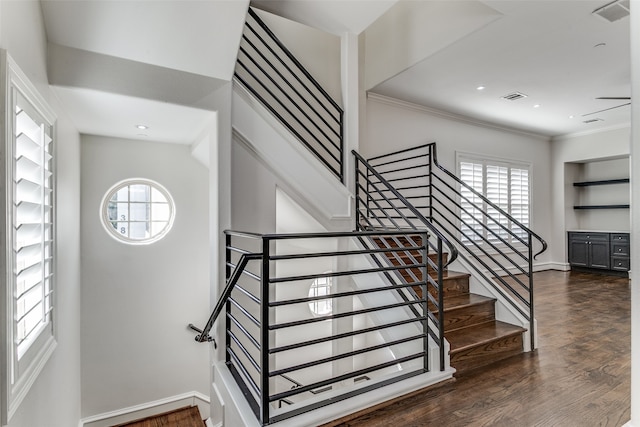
[100,178,175,245]
[308,275,333,316]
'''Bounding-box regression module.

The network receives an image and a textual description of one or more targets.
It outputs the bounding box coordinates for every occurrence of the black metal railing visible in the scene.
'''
[364,143,547,350]
[352,150,460,370]
[234,7,344,181]
[190,228,445,425]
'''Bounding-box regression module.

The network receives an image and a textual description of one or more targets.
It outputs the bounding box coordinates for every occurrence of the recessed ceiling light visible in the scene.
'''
[533,104,541,108]
[136,124,149,130]
[569,115,575,119]
[476,86,486,91]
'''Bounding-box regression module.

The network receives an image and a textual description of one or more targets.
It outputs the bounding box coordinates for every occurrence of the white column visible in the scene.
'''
[208,82,233,427]
[629,1,640,426]
[341,31,360,195]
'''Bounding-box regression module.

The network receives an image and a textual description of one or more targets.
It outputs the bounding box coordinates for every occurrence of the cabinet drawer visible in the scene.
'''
[611,257,630,271]
[611,233,630,243]
[611,243,630,257]
[568,232,609,242]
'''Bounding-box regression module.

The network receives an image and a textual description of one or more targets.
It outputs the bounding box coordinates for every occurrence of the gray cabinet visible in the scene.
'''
[568,231,630,273]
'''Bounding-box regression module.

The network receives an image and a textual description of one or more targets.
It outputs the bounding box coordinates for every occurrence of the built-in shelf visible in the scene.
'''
[573,178,630,210]
[573,178,630,187]
[573,205,630,210]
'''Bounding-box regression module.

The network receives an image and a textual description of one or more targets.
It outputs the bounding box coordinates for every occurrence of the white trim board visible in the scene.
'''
[79,391,210,427]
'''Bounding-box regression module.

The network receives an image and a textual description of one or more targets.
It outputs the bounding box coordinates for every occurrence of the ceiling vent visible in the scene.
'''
[593,0,630,22]
[501,92,528,101]
[583,118,604,124]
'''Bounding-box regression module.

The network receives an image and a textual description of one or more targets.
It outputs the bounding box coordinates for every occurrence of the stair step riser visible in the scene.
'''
[439,276,470,297]
[449,333,523,375]
[441,302,496,332]
[412,275,471,299]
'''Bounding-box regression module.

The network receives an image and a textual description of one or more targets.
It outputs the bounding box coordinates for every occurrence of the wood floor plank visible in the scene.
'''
[112,406,204,427]
[322,270,630,426]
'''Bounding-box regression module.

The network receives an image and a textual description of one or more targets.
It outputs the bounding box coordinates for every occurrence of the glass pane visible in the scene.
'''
[111,187,129,202]
[117,222,129,237]
[151,203,170,221]
[151,187,167,203]
[129,184,150,202]
[130,203,149,221]
[115,203,129,221]
[129,222,149,240]
[151,221,168,236]
[107,202,118,221]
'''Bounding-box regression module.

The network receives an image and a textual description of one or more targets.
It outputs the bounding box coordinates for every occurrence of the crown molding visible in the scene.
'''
[552,122,631,141]
[367,92,550,141]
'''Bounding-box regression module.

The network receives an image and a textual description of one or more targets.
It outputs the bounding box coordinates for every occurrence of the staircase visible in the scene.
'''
[373,235,526,374]
[198,6,548,426]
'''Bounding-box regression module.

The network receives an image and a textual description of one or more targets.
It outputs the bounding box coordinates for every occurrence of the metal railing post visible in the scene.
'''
[225,234,232,365]
[528,233,535,351]
[354,157,361,230]
[260,236,271,425]
[421,231,429,372]
[428,145,434,222]
[437,238,445,371]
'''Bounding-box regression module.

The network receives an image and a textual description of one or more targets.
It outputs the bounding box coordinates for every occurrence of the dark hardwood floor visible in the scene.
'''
[112,406,204,427]
[323,270,630,427]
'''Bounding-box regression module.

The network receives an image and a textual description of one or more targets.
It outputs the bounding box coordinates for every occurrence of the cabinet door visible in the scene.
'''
[589,240,610,269]
[568,238,588,267]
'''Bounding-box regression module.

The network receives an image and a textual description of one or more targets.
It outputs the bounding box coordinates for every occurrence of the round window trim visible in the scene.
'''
[100,178,176,245]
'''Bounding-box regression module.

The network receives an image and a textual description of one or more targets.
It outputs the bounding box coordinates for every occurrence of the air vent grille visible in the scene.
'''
[593,0,630,22]
[583,118,604,124]
[501,92,528,101]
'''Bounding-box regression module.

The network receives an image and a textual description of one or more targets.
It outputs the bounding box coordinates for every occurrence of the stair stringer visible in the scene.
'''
[232,81,352,227]
[447,255,537,352]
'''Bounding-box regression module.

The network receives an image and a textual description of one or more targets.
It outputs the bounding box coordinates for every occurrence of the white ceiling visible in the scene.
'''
[41,0,249,144]
[39,0,631,144]
[371,0,631,137]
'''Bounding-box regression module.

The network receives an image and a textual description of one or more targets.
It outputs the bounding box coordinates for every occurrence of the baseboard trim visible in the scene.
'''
[537,262,570,271]
[80,391,210,427]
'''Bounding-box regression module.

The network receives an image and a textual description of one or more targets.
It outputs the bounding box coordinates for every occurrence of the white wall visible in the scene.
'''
[1,1,83,426]
[364,95,553,267]
[363,1,500,90]
[254,9,342,107]
[550,126,630,265]
[80,135,210,417]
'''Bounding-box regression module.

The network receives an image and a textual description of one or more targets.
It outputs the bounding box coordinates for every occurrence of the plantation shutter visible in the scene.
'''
[458,155,530,246]
[459,161,484,241]
[13,91,54,359]
[510,167,529,238]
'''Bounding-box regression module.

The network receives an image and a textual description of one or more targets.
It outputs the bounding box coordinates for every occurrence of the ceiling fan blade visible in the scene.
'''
[596,97,631,100]
[582,103,631,116]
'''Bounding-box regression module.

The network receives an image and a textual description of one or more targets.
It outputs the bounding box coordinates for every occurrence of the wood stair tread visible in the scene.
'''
[447,320,526,354]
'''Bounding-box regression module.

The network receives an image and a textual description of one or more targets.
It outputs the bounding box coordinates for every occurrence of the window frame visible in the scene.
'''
[0,51,57,424]
[99,178,176,245]
[456,151,531,251]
